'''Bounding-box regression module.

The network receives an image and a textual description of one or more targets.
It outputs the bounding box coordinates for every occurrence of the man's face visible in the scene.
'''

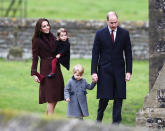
[107,15,118,30]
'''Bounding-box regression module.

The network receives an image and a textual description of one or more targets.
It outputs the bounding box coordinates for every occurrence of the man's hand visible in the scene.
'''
[92,73,98,83]
[125,73,131,81]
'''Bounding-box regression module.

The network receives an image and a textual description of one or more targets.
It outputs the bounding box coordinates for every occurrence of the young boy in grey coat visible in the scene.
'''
[64,64,96,119]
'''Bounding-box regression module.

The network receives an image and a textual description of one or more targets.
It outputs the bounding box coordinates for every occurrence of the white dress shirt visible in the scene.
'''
[108,26,117,42]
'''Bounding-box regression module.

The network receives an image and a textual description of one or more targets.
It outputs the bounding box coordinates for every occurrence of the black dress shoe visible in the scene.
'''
[48,73,56,78]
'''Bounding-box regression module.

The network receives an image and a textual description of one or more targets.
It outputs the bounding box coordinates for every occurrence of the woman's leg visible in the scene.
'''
[46,102,57,115]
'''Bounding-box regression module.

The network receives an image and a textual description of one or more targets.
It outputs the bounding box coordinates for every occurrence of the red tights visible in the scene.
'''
[49,58,58,74]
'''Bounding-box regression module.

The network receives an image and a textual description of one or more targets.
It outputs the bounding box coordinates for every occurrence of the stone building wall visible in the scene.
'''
[0,18,149,60]
[0,110,151,131]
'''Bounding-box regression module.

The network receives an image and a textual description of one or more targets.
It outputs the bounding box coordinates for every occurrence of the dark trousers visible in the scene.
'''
[96,98,123,124]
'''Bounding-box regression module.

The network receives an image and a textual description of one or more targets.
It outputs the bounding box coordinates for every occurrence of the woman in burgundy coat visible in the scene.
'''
[31,18,64,115]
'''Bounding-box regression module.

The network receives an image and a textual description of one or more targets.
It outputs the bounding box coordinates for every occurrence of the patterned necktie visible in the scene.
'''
[111,30,114,43]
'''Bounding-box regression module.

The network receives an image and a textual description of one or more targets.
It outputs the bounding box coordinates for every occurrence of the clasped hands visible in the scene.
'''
[92,72,131,83]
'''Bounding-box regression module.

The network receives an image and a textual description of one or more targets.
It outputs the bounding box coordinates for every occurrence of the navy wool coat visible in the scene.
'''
[91,26,132,99]
[64,77,96,117]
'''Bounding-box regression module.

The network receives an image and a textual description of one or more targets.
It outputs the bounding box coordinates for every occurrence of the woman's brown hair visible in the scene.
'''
[32,18,50,41]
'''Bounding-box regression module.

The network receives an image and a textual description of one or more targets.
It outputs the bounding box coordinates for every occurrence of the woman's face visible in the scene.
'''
[41,21,50,34]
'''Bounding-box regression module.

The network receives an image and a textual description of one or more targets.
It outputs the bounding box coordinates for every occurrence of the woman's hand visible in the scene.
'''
[66,98,70,102]
[33,75,40,83]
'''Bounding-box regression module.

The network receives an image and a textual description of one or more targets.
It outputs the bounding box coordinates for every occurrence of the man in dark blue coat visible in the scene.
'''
[91,11,132,124]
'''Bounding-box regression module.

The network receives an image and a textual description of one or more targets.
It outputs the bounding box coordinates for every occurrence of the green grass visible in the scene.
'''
[0,59,148,126]
[1,0,148,21]
[28,0,148,21]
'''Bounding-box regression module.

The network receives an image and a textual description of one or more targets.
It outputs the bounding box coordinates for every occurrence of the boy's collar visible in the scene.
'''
[72,75,76,80]
[72,75,83,81]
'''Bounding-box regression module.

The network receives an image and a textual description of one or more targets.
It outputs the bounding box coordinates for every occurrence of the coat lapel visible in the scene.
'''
[40,33,56,53]
[104,26,114,44]
[105,26,120,46]
[114,26,120,45]
[40,38,51,52]
[104,26,121,46]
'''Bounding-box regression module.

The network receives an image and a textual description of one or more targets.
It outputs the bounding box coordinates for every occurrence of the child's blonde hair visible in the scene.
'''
[73,64,84,76]
[56,28,67,39]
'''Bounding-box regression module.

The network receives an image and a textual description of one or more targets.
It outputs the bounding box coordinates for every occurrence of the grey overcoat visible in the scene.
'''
[64,76,96,117]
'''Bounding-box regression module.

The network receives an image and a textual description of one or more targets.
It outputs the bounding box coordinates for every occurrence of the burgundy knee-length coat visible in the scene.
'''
[31,32,64,104]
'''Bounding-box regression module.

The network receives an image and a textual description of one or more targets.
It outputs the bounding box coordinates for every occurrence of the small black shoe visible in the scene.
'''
[48,73,56,78]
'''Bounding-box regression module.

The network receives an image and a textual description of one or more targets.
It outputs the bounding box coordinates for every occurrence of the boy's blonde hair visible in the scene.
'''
[73,64,84,76]
[56,28,67,39]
